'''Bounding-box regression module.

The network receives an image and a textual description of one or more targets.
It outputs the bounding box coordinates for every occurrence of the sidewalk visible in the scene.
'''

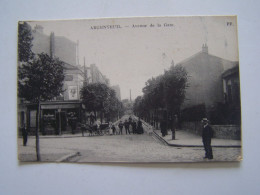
[18,137,79,162]
[153,129,242,148]
[138,118,241,148]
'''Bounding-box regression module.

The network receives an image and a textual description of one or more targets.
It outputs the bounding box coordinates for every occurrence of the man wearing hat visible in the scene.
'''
[201,118,214,159]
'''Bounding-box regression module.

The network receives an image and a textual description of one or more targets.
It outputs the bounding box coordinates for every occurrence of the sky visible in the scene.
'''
[28,16,239,100]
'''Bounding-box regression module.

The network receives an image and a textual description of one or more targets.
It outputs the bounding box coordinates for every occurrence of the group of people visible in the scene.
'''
[84,116,144,136]
[117,116,144,135]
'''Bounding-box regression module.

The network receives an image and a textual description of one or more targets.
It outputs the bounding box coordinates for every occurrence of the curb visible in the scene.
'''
[134,116,241,148]
[153,130,241,148]
[56,152,80,162]
[40,135,83,139]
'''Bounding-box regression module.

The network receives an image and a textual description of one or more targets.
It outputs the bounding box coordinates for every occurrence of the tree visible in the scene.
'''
[163,64,188,115]
[80,83,122,122]
[103,89,123,121]
[18,53,65,161]
[18,21,34,62]
[133,96,143,117]
[80,83,109,116]
[134,63,188,130]
[142,76,165,124]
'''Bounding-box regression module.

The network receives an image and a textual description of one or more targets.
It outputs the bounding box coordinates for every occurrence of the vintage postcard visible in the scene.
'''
[17,16,242,163]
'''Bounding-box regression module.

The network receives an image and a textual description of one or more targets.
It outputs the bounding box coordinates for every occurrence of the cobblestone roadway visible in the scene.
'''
[18,133,241,162]
[70,134,241,163]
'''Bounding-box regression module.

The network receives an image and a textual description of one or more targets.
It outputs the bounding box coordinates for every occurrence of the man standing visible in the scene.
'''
[160,118,167,137]
[201,118,214,159]
[124,119,130,134]
[22,124,28,146]
[132,120,137,134]
[118,121,123,135]
[137,118,144,134]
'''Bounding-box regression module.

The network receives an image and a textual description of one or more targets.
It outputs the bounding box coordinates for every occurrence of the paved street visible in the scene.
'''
[18,130,241,163]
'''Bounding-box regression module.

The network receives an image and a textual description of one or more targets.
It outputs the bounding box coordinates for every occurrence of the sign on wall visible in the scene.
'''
[68,86,78,100]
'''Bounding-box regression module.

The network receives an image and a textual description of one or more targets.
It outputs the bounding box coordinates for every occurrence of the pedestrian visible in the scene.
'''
[109,122,113,135]
[118,121,123,135]
[81,122,86,137]
[124,119,130,134]
[160,118,167,137]
[89,113,95,125]
[93,120,101,135]
[129,116,132,123]
[96,120,102,135]
[70,119,76,134]
[88,123,94,136]
[129,121,133,134]
[22,124,28,146]
[137,118,144,134]
[112,124,116,135]
[201,118,214,160]
[132,120,137,134]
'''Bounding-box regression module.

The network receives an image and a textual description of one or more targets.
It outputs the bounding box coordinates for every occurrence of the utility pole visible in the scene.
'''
[76,40,80,66]
[83,57,88,86]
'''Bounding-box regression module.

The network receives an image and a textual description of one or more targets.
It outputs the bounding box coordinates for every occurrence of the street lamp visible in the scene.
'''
[58,108,61,135]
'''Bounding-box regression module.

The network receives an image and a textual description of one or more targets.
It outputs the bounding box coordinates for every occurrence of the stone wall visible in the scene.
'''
[180,122,241,140]
[212,125,241,140]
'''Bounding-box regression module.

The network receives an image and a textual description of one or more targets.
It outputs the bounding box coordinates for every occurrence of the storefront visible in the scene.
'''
[18,101,82,135]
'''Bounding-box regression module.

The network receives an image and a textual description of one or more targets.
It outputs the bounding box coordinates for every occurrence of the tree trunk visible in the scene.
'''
[36,102,41,161]
[100,111,103,123]
[171,113,176,140]
[94,110,97,121]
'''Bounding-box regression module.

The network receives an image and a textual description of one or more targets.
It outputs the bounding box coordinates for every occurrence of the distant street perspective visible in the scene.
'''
[18,115,241,163]
[17,17,241,163]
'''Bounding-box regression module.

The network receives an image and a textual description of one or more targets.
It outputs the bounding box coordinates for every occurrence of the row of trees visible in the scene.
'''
[80,83,124,123]
[133,63,188,128]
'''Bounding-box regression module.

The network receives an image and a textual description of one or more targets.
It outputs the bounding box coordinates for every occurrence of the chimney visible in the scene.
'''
[50,32,55,58]
[202,43,208,53]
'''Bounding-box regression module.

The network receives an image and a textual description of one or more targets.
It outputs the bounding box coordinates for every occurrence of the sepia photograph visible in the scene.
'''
[17,16,242,163]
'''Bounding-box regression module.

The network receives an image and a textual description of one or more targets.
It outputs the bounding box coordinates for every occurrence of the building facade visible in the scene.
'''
[18,25,116,135]
[179,44,238,110]
[222,64,241,124]
[18,63,85,135]
[178,44,240,125]
[32,25,77,66]
[89,64,110,85]
[178,44,241,139]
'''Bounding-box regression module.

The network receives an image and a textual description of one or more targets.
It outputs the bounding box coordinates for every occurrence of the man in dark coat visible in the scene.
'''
[160,118,167,137]
[118,121,123,135]
[132,121,137,134]
[129,116,132,123]
[201,118,214,159]
[124,119,130,134]
[137,119,144,134]
[22,124,28,146]
[112,124,116,135]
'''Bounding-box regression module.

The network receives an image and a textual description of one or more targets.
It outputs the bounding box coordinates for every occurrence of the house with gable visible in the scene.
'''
[177,44,241,139]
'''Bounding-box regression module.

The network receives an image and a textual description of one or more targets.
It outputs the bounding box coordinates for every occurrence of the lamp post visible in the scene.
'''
[58,108,61,135]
